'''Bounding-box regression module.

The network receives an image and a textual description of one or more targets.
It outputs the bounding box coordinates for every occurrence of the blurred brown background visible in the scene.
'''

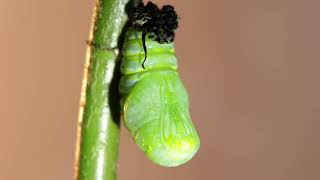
[1,0,320,179]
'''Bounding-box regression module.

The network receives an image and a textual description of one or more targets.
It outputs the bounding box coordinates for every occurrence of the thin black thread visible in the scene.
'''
[141,31,147,69]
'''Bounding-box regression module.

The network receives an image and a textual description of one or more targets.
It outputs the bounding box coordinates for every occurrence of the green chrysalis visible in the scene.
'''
[119,2,200,167]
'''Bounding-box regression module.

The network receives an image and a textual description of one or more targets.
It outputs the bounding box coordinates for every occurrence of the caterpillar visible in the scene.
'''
[119,2,200,167]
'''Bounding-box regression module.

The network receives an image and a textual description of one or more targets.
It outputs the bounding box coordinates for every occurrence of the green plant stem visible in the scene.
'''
[75,0,139,180]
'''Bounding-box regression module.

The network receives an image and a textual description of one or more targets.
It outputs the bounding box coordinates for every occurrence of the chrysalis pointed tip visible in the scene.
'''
[145,134,200,167]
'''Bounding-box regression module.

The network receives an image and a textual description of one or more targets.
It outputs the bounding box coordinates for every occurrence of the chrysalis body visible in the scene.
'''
[120,28,200,167]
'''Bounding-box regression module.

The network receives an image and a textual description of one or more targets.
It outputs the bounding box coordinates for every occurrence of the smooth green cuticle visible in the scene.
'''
[120,29,200,167]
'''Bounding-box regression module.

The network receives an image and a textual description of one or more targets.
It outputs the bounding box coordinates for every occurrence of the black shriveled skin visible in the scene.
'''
[130,2,179,44]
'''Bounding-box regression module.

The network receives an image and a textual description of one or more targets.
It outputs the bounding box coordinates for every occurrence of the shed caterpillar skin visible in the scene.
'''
[119,28,200,167]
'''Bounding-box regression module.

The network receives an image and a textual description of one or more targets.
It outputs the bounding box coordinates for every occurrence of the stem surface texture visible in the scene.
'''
[75,0,137,180]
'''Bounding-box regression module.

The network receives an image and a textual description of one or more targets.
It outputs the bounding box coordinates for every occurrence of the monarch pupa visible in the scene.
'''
[119,2,200,167]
